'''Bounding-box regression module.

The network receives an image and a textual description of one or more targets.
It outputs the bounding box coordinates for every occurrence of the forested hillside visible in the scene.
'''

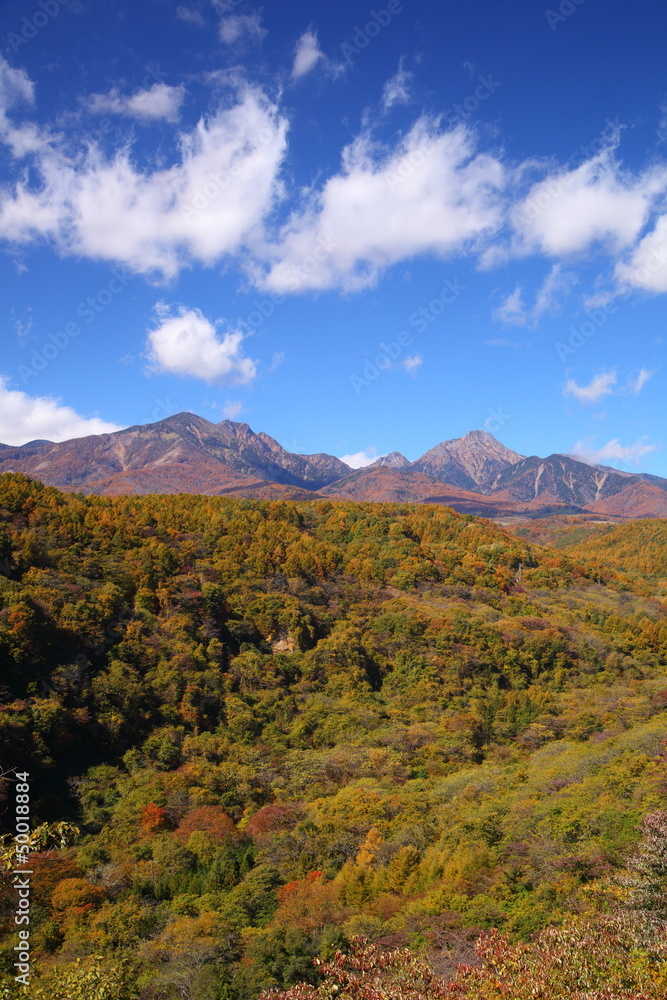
[1,473,667,998]
[511,517,667,588]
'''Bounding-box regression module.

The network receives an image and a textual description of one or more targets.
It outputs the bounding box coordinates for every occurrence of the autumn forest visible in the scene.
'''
[2,472,667,999]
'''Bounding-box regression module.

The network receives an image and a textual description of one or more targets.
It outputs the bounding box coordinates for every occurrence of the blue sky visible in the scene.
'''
[1,0,667,473]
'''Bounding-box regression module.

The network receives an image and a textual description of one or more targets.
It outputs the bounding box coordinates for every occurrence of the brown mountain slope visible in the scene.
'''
[583,479,667,519]
[320,467,470,504]
[0,413,350,493]
[60,460,317,499]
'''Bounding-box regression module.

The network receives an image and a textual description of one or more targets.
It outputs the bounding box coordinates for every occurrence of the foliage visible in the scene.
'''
[1,474,667,996]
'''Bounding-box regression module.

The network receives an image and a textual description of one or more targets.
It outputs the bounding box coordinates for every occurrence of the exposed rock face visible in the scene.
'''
[217,420,351,488]
[370,452,411,470]
[411,430,525,490]
[480,454,633,505]
[269,630,298,653]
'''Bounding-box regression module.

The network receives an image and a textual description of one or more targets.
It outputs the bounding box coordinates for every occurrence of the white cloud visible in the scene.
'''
[8,54,667,313]
[0,377,122,446]
[572,436,657,467]
[147,304,257,384]
[291,31,324,79]
[177,6,205,27]
[339,448,383,469]
[259,120,504,293]
[627,367,656,394]
[0,57,33,121]
[402,354,422,373]
[0,56,47,158]
[563,370,617,403]
[219,14,266,45]
[382,62,412,111]
[86,83,185,123]
[0,79,289,279]
[614,215,667,293]
[512,151,667,258]
[222,400,243,419]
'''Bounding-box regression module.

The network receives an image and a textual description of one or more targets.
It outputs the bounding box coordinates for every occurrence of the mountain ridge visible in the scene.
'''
[1,413,665,519]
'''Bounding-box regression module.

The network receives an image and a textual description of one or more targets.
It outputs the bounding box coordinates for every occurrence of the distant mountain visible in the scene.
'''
[1,415,665,520]
[0,413,351,494]
[410,430,525,490]
[370,452,411,470]
[480,454,634,506]
[320,466,582,518]
[478,453,667,511]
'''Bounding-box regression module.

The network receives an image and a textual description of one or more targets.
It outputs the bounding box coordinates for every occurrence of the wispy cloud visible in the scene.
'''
[402,354,422,374]
[219,14,266,46]
[572,436,657,467]
[494,285,526,324]
[564,367,656,404]
[495,264,575,327]
[222,401,243,419]
[291,30,324,79]
[563,370,617,403]
[511,150,667,259]
[176,7,205,27]
[627,367,656,394]
[86,83,185,123]
[382,61,412,111]
[14,312,33,344]
[268,351,285,373]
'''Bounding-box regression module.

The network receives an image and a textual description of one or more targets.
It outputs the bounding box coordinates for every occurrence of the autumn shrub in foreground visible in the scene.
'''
[447,915,667,1000]
[260,938,450,999]
[260,915,667,1000]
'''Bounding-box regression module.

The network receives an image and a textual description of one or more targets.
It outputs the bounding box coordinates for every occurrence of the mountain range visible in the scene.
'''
[2,414,667,519]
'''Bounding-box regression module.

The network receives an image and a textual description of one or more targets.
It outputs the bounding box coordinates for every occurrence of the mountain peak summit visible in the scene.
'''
[371,452,410,470]
[411,430,524,491]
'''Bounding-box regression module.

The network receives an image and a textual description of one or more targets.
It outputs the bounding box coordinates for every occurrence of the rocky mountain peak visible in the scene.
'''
[371,452,411,469]
[410,430,524,490]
